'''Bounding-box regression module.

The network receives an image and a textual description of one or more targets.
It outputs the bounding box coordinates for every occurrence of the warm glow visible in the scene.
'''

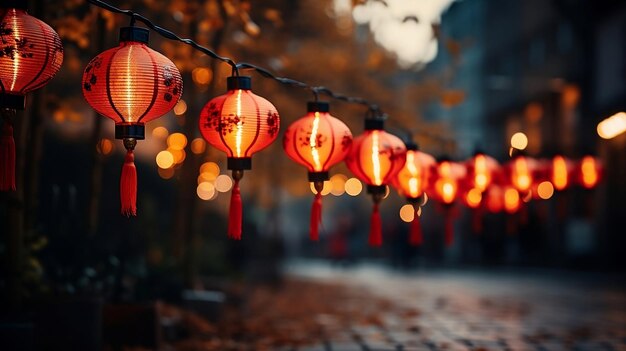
[597,112,626,139]
[192,67,213,85]
[158,167,175,180]
[581,156,599,189]
[198,172,217,184]
[487,187,503,213]
[504,187,520,213]
[169,148,186,164]
[371,130,382,185]
[330,174,347,196]
[235,89,243,157]
[436,161,457,204]
[215,174,233,192]
[197,182,216,200]
[173,100,187,115]
[190,138,206,154]
[552,156,568,190]
[152,126,169,139]
[200,162,220,176]
[406,151,420,196]
[97,138,114,155]
[345,177,363,196]
[537,181,554,200]
[309,112,322,171]
[310,181,332,196]
[512,157,532,192]
[156,150,174,169]
[510,132,528,150]
[466,188,482,208]
[11,11,19,91]
[399,204,415,223]
[473,154,491,191]
[167,133,187,150]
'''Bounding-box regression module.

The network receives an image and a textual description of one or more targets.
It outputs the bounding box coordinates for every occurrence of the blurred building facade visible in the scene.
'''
[418,0,626,269]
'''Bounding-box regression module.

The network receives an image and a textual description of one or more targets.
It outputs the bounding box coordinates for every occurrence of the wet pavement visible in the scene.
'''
[286,262,626,351]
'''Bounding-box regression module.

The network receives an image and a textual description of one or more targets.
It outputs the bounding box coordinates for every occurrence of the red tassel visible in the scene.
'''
[409,209,422,246]
[444,209,454,247]
[310,192,322,241]
[369,203,382,247]
[120,150,137,216]
[0,119,16,191]
[472,207,483,235]
[228,179,242,240]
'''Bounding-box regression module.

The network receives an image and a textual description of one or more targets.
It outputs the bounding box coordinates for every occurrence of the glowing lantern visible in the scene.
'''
[465,152,499,233]
[578,155,601,189]
[509,155,534,195]
[345,116,406,247]
[486,185,504,213]
[0,4,63,190]
[504,186,520,214]
[551,155,572,191]
[199,75,279,239]
[283,101,352,241]
[83,27,182,216]
[392,141,435,246]
[431,158,465,247]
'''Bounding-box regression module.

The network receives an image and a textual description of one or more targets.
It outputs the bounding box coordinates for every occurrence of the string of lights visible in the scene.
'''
[86,0,385,116]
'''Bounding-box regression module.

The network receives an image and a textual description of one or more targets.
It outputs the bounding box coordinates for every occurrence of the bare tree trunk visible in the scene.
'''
[87,12,107,236]
[178,1,229,288]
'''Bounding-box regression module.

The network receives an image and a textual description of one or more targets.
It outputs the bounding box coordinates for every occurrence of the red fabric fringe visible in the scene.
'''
[228,179,242,240]
[0,120,15,191]
[369,203,382,247]
[120,150,137,216]
[444,209,454,247]
[310,192,322,241]
[409,210,422,246]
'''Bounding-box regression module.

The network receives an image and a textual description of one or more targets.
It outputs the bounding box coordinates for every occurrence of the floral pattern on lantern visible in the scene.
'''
[283,101,352,241]
[82,27,182,216]
[0,5,63,191]
[199,75,280,240]
[345,117,406,247]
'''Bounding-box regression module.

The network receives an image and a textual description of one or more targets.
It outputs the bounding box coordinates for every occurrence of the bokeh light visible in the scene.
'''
[466,188,482,208]
[198,172,217,184]
[399,204,414,223]
[330,174,347,196]
[158,167,175,180]
[96,138,113,155]
[510,132,528,150]
[197,182,216,200]
[152,126,169,139]
[173,100,187,115]
[156,150,174,169]
[167,133,187,150]
[192,67,213,85]
[537,181,554,200]
[190,138,206,154]
[200,162,220,176]
[215,174,233,192]
[310,181,332,196]
[169,148,186,164]
[597,111,626,139]
[344,177,363,196]
[504,188,520,213]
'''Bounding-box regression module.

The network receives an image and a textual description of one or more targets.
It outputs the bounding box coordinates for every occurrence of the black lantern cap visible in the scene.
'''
[115,123,145,140]
[120,27,150,44]
[307,101,330,113]
[227,157,252,171]
[405,140,418,151]
[364,118,385,131]
[367,184,386,195]
[3,0,28,10]
[308,171,329,182]
[227,76,252,90]
[0,93,25,110]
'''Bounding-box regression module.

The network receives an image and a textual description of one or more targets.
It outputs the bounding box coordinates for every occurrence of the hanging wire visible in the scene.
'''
[85,0,439,139]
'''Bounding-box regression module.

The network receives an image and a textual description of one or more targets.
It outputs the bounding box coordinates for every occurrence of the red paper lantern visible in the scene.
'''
[283,101,352,241]
[430,158,465,247]
[199,75,280,239]
[392,142,435,246]
[0,4,63,191]
[464,152,499,233]
[508,154,535,195]
[345,117,406,247]
[578,155,601,189]
[82,27,182,216]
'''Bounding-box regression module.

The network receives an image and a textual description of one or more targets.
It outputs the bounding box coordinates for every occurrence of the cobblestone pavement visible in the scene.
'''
[286,262,626,351]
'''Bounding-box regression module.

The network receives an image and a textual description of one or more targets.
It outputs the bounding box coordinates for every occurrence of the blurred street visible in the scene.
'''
[286,262,626,351]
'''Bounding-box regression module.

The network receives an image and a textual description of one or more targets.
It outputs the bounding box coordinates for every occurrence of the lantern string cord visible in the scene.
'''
[86,0,238,72]
[86,0,385,116]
